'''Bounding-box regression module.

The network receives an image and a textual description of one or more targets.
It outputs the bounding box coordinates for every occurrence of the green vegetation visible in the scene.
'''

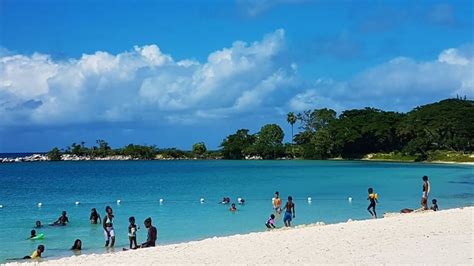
[46,98,473,162]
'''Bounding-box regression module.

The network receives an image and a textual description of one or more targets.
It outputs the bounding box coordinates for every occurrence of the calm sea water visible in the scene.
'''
[0,160,472,262]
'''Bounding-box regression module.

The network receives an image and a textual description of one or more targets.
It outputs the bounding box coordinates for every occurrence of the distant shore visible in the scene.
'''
[8,207,473,265]
[1,153,474,165]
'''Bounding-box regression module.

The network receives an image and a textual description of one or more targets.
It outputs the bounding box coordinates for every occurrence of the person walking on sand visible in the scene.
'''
[283,196,295,227]
[421,175,430,210]
[103,206,115,247]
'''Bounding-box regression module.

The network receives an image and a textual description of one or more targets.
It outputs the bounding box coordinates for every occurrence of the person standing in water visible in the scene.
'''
[272,191,282,214]
[90,208,101,224]
[367,187,378,219]
[103,206,115,247]
[421,175,430,210]
[52,211,69,226]
[283,196,295,227]
[140,217,157,248]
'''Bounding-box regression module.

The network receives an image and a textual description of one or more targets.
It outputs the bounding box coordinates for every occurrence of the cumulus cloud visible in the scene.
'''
[0,29,296,126]
[288,45,474,112]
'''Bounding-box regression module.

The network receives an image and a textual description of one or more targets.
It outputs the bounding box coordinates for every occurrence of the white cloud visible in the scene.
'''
[288,45,474,112]
[0,29,294,126]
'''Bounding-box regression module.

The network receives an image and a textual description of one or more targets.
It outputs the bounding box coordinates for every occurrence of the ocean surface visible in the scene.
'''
[0,160,472,262]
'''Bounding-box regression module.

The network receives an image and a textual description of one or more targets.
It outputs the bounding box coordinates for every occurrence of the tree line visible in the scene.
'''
[48,98,473,161]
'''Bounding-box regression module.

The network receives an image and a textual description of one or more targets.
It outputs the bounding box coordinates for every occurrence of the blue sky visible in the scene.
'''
[0,0,473,152]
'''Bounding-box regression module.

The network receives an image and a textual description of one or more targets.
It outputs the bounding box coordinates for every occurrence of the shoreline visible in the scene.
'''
[7,206,473,265]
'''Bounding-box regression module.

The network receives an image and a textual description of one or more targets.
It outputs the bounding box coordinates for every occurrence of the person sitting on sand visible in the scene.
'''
[35,221,42,228]
[71,239,82,250]
[431,199,439,211]
[90,208,101,224]
[128,216,139,249]
[23,245,44,259]
[367,187,378,219]
[103,206,115,247]
[265,214,276,229]
[230,203,237,212]
[272,191,282,214]
[421,175,430,210]
[400,208,414,213]
[283,196,295,227]
[140,217,157,248]
[52,211,69,226]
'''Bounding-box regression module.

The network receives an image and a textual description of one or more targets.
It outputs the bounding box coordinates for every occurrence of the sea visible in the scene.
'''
[0,160,472,262]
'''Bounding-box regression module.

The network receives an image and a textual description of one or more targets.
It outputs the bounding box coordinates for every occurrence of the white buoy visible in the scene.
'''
[307,197,312,203]
[116,200,121,205]
[75,201,80,206]
[159,198,164,204]
[237,197,242,203]
[37,202,43,207]
[348,197,352,202]
[0,204,3,208]
[200,198,205,203]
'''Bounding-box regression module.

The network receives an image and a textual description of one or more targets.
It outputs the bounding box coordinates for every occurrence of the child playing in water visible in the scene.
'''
[272,191,281,214]
[128,216,138,249]
[431,199,439,211]
[283,196,295,227]
[90,208,101,224]
[265,214,276,229]
[229,203,237,212]
[367,187,378,218]
[23,245,44,259]
[29,230,37,239]
[35,221,42,228]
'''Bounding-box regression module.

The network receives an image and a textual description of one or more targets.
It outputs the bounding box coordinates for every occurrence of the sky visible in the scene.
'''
[0,0,473,152]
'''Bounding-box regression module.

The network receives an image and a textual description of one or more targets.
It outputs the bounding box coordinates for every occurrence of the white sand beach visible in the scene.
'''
[9,207,473,265]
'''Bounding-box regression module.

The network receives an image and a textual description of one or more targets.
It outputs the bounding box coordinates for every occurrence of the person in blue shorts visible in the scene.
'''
[283,196,295,227]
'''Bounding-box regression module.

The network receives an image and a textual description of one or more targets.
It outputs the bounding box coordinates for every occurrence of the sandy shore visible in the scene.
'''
[8,207,473,265]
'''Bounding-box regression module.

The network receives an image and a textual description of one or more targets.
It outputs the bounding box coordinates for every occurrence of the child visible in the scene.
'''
[430,199,439,211]
[283,196,295,227]
[29,230,37,239]
[90,208,101,224]
[23,245,45,259]
[272,191,281,214]
[265,214,276,229]
[35,221,42,228]
[367,187,378,219]
[103,206,115,247]
[421,175,430,210]
[128,216,138,249]
[229,203,237,212]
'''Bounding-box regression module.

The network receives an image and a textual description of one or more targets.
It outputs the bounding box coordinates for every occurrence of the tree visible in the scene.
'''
[48,147,62,161]
[192,142,207,157]
[255,124,285,159]
[287,112,297,158]
[221,129,256,159]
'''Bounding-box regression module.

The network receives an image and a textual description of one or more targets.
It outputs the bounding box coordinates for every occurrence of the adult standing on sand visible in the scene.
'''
[141,217,157,248]
[103,206,115,247]
[421,176,430,210]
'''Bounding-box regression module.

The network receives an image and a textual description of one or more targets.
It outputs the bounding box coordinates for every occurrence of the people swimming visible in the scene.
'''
[230,203,237,212]
[35,221,42,228]
[29,230,37,239]
[140,217,157,248]
[128,216,138,249]
[238,198,245,205]
[421,175,430,210]
[283,196,295,227]
[367,187,378,219]
[265,214,276,229]
[431,199,439,211]
[71,239,82,250]
[221,197,231,204]
[51,211,69,226]
[103,206,115,247]
[272,191,282,214]
[90,208,101,224]
[23,245,44,259]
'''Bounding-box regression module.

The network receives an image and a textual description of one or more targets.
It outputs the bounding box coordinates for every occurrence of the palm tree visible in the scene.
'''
[287,112,297,158]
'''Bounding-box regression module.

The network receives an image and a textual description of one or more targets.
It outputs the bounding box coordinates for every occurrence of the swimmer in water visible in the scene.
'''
[230,203,237,212]
[71,239,82,250]
[90,208,101,224]
[52,211,69,226]
[29,230,37,239]
[23,245,44,259]
[35,221,42,228]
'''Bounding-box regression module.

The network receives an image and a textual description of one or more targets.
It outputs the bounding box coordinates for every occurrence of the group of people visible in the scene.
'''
[221,197,245,212]
[265,191,295,228]
[24,206,158,260]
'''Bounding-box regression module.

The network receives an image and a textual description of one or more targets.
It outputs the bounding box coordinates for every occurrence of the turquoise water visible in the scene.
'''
[0,160,472,262]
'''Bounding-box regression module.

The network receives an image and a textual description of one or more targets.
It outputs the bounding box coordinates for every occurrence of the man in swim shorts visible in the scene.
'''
[421,175,430,210]
[283,196,295,227]
[141,217,157,248]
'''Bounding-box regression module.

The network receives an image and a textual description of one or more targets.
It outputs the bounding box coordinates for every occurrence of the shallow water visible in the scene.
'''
[0,160,472,261]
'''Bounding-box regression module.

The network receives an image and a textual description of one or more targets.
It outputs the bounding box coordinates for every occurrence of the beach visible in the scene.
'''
[8,206,473,265]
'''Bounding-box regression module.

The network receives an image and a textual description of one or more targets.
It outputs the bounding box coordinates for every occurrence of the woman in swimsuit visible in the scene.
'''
[103,206,115,247]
